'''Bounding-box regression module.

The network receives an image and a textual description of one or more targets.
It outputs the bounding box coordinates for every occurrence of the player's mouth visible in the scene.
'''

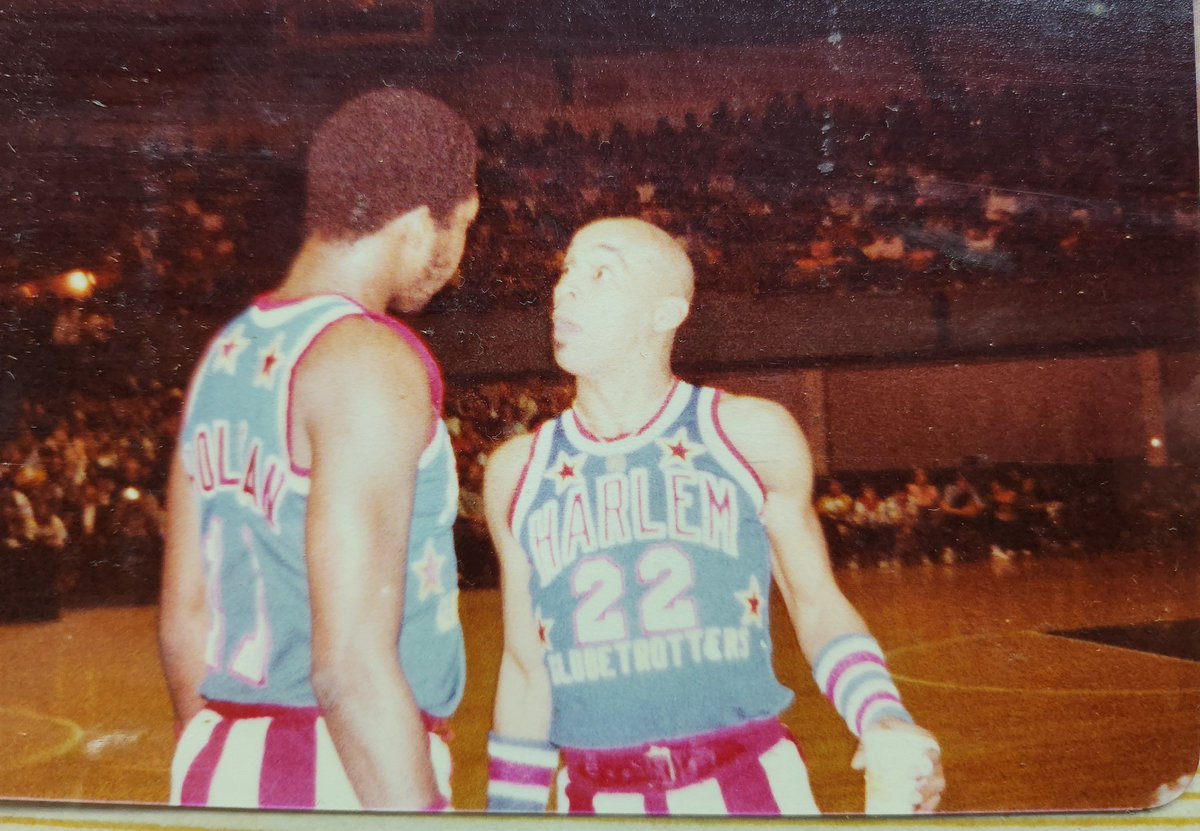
[552,317,581,340]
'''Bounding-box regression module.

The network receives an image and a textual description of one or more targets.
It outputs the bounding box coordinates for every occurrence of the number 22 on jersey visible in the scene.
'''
[571,544,699,645]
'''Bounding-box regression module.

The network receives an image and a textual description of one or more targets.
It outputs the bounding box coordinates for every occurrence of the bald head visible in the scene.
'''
[570,217,695,306]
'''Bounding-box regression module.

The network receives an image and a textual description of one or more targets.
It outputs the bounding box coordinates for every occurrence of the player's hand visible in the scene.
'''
[851,717,944,813]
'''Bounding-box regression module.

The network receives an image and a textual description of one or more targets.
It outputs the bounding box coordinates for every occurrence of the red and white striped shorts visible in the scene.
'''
[555,719,820,815]
[169,700,452,810]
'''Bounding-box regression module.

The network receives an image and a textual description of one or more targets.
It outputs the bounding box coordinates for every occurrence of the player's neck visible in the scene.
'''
[572,366,677,441]
[277,230,418,314]
[276,239,385,313]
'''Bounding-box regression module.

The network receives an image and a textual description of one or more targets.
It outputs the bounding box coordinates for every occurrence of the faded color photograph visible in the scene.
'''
[0,0,1196,819]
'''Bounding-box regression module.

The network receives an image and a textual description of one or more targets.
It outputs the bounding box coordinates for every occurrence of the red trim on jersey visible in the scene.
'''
[286,320,339,478]
[361,312,445,413]
[204,699,320,720]
[204,699,447,734]
[508,423,544,532]
[711,390,767,504]
[286,311,443,476]
[570,378,680,444]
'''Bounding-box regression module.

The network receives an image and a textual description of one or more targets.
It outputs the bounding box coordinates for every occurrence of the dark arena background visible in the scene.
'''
[0,0,1198,820]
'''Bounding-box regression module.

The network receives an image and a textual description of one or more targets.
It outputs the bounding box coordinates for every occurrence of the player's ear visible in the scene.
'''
[377,205,435,263]
[653,296,690,333]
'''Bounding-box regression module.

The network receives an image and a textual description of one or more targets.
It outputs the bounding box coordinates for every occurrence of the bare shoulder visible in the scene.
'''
[290,316,435,463]
[713,390,812,488]
[484,431,536,496]
[715,391,806,451]
[296,315,430,393]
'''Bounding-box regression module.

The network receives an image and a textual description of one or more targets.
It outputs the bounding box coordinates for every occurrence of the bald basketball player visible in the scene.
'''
[159,90,478,811]
[482,218,944,815]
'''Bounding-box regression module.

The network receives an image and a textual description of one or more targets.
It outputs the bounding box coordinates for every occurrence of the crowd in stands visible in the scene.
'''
[0,81,1196,613]
[814,464,1200,571]
[456,83,1194,308]
[444,377,574,523]
[0,369,1197,615]
[3,82,1194,325]
[0,382,178,619]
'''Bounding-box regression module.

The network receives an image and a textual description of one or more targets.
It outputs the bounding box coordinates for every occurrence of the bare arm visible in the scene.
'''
[718,394,944,811]
[295,318,439,810]
[158,447,208,735]
[717,395,869,657]
[484,433,553,743]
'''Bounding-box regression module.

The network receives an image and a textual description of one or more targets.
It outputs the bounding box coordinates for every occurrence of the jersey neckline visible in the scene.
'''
[561,379,691,456]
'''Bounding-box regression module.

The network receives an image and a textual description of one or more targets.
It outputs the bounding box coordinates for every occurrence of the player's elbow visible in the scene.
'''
[157,582,204,650]
[498,645,550,701]
[310,643,401,714]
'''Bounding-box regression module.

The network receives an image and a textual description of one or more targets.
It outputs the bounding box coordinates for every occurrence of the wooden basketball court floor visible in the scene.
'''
[0,548,1197,816]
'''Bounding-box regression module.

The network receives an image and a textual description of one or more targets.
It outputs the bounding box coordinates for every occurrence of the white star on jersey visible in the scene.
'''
[410,540,447,601]
[253,334,285,390]
[657,427,706,470]
[545,450,588,496]
[212,326,249,376]
[735,574,765,628]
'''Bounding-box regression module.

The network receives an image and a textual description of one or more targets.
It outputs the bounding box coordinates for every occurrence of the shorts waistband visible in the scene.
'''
[204,699,449,736]
[561,718,789,791]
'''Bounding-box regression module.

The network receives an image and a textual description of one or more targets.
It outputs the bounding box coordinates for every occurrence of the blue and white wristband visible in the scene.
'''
[486,732,559,813]
[813,633,913,737]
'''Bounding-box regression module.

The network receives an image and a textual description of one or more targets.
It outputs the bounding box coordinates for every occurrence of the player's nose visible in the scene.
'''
[552,277,577,307]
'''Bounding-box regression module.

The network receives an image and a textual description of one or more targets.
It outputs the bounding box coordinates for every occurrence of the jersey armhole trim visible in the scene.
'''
[508,424,544,532]
[284,311,440,478]
[710,389,768,512]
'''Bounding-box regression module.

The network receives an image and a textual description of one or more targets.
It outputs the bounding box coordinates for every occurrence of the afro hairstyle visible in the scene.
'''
[304,88,478,241]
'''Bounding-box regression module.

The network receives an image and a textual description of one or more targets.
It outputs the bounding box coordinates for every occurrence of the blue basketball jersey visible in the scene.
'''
[509,381,794,749]
[179,293,465,716]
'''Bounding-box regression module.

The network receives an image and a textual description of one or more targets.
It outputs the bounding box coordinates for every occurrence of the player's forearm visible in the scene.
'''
[157,610,208,729]
[800,596,915,738]
[312,658,439,809]
[492,652,552,742]
[794,590,871,665]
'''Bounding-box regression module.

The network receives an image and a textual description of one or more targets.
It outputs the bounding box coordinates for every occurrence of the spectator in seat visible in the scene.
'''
[906,468,941,564]
[938,471,985,563]
[986,478,1025,561]
[815,480,854,566]
[850,485,892,568]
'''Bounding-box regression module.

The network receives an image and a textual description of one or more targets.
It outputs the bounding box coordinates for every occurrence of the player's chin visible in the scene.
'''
[394,283,441,315]
[390,296,424,315]
[552,343,582,374]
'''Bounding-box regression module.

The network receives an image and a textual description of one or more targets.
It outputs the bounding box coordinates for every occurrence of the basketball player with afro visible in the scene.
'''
[484,217,945,815]
[159,89,478,811]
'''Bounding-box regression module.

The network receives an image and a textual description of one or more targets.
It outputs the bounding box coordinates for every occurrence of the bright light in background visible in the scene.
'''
[65,269,96,297]
[1149,436,1164,449]
[121,487,141,501]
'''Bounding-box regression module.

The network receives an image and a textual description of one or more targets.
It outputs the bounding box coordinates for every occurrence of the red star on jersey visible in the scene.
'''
[410,540,447,601]
[735,574,765,628]
[545,450,587,495]
[657,427,706,469]
[534,607,554,649]
[253,335,285,390]
[212,326,249,375]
